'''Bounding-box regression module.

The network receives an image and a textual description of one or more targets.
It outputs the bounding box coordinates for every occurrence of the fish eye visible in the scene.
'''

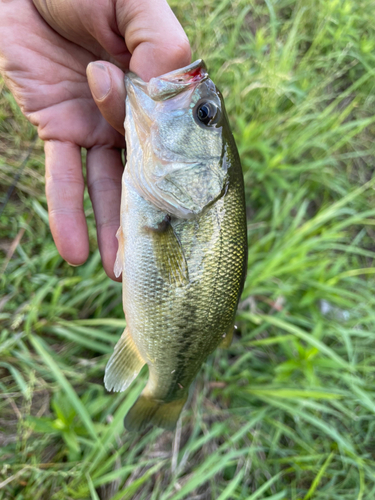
[194,101,221,127]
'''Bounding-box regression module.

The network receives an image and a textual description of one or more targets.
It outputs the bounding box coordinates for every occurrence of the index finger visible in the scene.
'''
[45,140,89,266]
[116,0,191,81]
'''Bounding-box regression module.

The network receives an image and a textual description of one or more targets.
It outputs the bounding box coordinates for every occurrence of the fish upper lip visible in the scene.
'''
[154,59,207,81]
[125,59,209,101]
[126,59,207,82]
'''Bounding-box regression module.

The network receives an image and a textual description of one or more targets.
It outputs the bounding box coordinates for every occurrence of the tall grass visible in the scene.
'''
[2,0,375,498]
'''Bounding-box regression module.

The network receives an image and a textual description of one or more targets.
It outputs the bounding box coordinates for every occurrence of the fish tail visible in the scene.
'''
[124,392,187,432]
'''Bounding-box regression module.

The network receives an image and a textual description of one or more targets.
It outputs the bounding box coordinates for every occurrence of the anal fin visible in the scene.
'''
[104,328,145,392]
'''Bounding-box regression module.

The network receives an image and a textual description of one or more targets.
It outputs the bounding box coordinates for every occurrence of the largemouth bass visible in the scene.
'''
[104,60,247,432]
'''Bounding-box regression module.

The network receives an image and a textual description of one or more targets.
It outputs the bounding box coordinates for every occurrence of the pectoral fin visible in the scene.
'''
[114,227,124,279]
[147,215,188,285]
[104,328,145,392]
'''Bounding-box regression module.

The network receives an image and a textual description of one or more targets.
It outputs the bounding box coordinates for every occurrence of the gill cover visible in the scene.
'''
[124,60,228,219]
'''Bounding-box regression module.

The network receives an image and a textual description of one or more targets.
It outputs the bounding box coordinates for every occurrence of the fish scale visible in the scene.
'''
[104,60,247,432]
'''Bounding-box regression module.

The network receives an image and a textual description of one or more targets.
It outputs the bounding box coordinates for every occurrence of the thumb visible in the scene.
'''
[86,61,126,135]
[116,0,191,81]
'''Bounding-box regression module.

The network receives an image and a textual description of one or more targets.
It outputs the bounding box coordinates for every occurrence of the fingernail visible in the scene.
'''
[87,62,111,101]
[67,261,80,267]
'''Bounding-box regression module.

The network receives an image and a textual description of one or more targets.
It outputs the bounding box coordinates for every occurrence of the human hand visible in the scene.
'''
[0,0,191,280]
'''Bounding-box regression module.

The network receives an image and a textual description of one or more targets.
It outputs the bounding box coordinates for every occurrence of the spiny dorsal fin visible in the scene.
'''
[104,328,145,392]
[147,215,189,285]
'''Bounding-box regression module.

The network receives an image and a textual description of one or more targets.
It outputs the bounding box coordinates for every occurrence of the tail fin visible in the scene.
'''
[124,393,187,432]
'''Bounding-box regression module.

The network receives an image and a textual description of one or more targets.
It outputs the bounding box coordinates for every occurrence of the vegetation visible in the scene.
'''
[2,0,375,498]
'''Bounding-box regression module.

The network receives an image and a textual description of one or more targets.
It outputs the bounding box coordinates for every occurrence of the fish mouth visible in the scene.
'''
[125,59,208,101]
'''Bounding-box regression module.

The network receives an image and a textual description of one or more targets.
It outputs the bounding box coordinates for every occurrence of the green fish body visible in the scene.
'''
[104,60,247,432]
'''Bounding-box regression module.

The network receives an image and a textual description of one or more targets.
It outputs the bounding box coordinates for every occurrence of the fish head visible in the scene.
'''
[125,60,229,219]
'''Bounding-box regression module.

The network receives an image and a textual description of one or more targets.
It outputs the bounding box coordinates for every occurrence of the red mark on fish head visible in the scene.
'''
[186,67,203,82]
[175,67,204,84]
[172,64,206,86]
[188,67,202,78]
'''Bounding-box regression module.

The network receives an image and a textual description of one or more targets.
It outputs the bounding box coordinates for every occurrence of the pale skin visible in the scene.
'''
[0,0,191,280]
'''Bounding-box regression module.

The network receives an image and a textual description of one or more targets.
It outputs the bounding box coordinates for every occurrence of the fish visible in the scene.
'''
[104,59,247,432]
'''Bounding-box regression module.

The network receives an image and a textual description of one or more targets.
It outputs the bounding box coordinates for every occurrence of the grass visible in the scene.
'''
[2,0,375,498]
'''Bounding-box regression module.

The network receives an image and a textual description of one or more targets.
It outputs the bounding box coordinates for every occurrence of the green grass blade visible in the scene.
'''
[303,451,335,500]
[86,473,100,500]
[29,335,99,443]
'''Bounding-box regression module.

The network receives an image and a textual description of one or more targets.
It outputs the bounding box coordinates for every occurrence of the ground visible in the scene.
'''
[1,0,375,498]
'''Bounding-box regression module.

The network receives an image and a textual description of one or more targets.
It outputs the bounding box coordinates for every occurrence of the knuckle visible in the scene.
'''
[87,177,121,196]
